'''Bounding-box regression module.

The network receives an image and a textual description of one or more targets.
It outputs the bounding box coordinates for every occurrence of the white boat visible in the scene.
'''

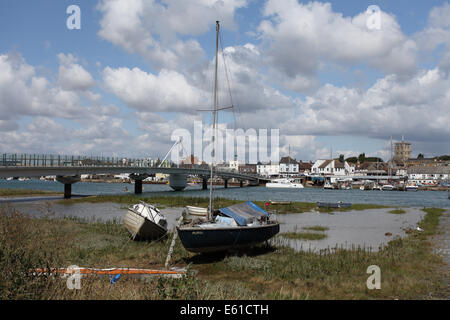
[323,181,335,190]
[381,184,394,191]
[185,206,208,217]
[124,201,168,240]
[6,177,13,181]
[266,178,304,188]
[372,184,382,191]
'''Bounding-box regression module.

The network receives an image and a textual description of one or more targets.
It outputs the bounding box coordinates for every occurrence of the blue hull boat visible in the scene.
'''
[177,201,280,253]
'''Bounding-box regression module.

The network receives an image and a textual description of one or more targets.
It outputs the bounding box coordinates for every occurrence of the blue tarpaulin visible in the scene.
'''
[218,201,269,226]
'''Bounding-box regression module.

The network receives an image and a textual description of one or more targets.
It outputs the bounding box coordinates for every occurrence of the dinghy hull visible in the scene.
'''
[177,223,280,253]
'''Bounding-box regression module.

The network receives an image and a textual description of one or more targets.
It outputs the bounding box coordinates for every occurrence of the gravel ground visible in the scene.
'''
[431,210,450,299]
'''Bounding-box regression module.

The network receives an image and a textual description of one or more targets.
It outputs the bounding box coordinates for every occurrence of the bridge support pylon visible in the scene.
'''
[240,180,243,188]
[56,175,81,199]
[202,177,208,190]
[129,173,149,194]
[224,179,228,189]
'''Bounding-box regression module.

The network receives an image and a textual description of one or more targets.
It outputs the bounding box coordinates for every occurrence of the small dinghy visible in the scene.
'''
[124,201,168,240]
[317,201,351,208]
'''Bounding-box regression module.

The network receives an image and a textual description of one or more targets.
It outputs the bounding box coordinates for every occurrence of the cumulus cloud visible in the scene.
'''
[103,66,208,113]
[57,53,95,91]
[97,0,246,70]
[258,0,418,93]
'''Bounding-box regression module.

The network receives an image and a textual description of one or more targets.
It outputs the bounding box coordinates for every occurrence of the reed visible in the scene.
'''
[0,206,446,300]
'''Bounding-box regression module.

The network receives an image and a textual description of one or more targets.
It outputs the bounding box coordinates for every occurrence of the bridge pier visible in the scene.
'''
[129,173,149,194]
[56,175,81,199]
[169,173,187,191]
[224,179,228,189]
[202,177,208,190]
[240,180,243,188]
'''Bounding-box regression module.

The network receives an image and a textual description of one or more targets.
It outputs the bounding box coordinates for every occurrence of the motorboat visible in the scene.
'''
[405,184,419,191]
[381,184,395,191]
[266,178,304,188]
[323,181,336,190]
[372,184,382,191]
[124,201,168,240]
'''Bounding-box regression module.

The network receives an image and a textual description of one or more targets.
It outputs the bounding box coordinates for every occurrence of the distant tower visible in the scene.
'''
[394,136,412,165]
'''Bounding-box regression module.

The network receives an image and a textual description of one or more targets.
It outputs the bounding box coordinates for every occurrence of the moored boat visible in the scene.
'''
[124,201,168,240]
[266,178,304,188]
[317,201,351,208]
[381,184,394,191]
[405,184,419,191]
[177,201,280,253]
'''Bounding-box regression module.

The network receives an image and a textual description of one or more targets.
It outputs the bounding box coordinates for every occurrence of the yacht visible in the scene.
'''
[381,184,395,191]
[266,178,304,188]
[405,183,419,191]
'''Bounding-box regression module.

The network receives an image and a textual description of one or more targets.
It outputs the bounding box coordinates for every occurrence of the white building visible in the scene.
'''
[257,163,280,177]
[229,160,239,172]
[311,159,355,176]
[279,156,299,176]
[407,166,450,184]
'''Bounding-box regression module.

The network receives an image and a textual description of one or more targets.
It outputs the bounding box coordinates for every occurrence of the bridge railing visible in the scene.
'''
[0,153,172,168]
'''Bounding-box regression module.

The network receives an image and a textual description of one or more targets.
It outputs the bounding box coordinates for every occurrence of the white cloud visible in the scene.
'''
[258,0,418,93]
[57,53,95,91]
[103,66,208,113]
[96,0,247,70]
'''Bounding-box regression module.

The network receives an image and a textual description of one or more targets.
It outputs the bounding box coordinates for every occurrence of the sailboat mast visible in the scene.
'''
[208,21,220,220]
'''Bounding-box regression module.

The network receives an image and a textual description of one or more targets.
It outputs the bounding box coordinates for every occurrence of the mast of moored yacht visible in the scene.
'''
[208,21,220,220]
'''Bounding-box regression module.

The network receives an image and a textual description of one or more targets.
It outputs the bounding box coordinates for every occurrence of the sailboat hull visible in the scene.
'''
[177,223,280,253]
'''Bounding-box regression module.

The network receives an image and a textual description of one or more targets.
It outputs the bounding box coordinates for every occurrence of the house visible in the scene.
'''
[311,159,355,176]
[239,164,257,175]
[279,156,299,176]
[298,161,312,174]
[407,166,450,184]
[257,162,280,177]
[355,162,387,176]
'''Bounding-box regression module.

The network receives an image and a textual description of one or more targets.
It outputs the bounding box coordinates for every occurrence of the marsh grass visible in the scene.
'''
[389,209,407,214]
[0,188,62,197]
[303,226,329,232]
[280,232,327,240]
[0,205,446,300]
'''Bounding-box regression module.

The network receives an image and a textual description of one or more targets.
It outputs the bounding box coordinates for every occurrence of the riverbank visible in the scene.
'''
[55,194,390,214]
[0,188,62,197]
[0,204,447,300]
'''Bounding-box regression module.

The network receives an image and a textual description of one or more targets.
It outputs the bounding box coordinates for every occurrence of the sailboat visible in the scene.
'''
[176,21,280,253]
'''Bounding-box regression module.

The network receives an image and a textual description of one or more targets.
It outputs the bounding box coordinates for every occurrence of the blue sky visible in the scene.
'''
[0,0,449,162]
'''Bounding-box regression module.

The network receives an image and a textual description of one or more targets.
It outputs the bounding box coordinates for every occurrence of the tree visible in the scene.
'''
[358,153,366,163]
[339,154,345,162]
[345,157,358,163]
[417,153,424,159]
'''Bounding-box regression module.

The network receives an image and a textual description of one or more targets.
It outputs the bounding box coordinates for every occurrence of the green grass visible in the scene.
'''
[280,232,327,240]
[1,205,446,300]
[303,226,329,232]
[0,188,62,197]
[389,209,407,214]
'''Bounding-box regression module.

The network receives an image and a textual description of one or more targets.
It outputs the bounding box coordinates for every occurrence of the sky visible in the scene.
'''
[0,0,449,163]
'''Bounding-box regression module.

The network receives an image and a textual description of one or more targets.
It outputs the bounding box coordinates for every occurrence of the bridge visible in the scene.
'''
[0,153,262,198]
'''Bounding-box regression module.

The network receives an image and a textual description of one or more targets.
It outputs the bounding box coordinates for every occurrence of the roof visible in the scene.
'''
[318,160,332,169]
[280,156,297,164]
[407,166,450,174]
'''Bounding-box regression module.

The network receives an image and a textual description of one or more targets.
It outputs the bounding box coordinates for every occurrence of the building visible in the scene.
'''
[279,156,299,176]
[239,164,257,175]
[229,160,239,172]
[311,159,355,176]
[257,163,280,177]
[394,136,412,165]
[298,161,312,174]
[407,166,450,184]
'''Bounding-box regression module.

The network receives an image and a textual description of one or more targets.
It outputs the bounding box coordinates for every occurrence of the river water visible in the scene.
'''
[0,179,449,208]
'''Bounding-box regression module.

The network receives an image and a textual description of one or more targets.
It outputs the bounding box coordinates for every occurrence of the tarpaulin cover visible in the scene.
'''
[218,201,269,226]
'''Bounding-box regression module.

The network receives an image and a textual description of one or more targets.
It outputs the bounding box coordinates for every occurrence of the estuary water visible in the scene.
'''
[0,178,449,208]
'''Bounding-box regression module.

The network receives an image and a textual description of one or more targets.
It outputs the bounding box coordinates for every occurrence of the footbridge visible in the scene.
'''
[0,153,263,198]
